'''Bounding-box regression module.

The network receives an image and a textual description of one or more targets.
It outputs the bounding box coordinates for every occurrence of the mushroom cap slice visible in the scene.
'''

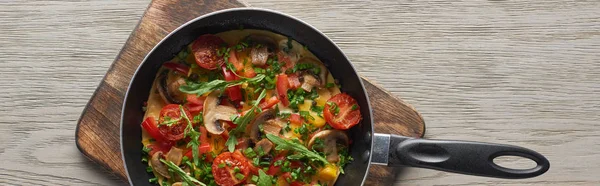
[254,138,274,155]
[307,130,350,163]
[165,147,184,166]
[156,71,187,104]
[203,90,238,134]
[247,109,277,142]
[296,58,328,87]
[150,151,171,179]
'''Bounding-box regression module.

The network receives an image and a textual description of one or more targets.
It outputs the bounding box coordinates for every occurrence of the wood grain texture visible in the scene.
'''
[74,0,425,185]
[1,0,598,186]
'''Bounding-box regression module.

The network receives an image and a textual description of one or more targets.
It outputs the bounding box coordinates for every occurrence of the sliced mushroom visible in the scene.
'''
[300,73,321,92]
[277,38,303,63]
[171,183,183,186]
[203,90,238,134]
[250,46,269,66]
[156,71,187,104]
[254,138,274,155]
[307,130,349,163]
[247,109,277,142]
[245,34,277,66]
[296,58,328,88]
[262,119,285,136]
[165,147,184,166]
[150,151,171,178]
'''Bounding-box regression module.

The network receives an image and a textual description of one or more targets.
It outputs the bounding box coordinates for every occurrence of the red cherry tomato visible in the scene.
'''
[158,104,193,141]
[323,93,362,130]
[162,62,190,75]
[212,151,251,186]
[141,116,167,142]
[276,74,290,106]
[259,96,280,110]
[191,34,225,70]
[221,65,243,102]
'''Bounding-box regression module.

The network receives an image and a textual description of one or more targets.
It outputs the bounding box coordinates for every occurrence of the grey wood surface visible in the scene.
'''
[1,0,598,185]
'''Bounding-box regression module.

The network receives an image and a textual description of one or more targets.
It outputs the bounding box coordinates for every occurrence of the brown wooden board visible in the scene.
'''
[75,0,425,185]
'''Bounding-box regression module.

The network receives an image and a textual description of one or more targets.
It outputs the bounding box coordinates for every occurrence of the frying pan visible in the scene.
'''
[121,8,550,186]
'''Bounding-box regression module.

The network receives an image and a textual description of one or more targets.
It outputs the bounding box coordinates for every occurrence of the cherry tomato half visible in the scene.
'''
[212,151,251,186]
[158,104,193,141]
[191,34,225,70]
[323,93,362,130]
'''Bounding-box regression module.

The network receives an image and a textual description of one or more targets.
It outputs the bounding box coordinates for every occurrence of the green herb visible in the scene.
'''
[311,105,324,117]
[141,156,148,163]
[251,175,259,183]
[327,102,340,115]
[337,147,353,174]
[146,166,153,173]
[225,89,267,152]
[311,138,325,151]
[159,116,182,126]
[142,146,152,154]
[266,134,328,165]
[235,173,245,180]
[351,104,358,111]
[218,163,225,168]
[287,153,304,160]
[244,147,257,158]
[326,83,335,88]
[293,123,311,141]
[179,105,202,167]
[234,167,241,173]
[309,89,319,100]
[161,159,207,186]
[149,177,158,183]
[257,169,273,186]
[299,111,314,121]
[179,74,266,96]
[278,112,291,119]
[193,113,203,123]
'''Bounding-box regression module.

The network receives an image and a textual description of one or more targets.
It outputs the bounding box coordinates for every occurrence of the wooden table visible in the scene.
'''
[1,0,598,185]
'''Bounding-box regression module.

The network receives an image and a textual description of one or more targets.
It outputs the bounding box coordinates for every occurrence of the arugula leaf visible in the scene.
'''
[265,134,328,165]
[179,105,201,167]
[224,89,267,152]
[257,169,273,186]
[179,74,266,96]
[160,159,207,186]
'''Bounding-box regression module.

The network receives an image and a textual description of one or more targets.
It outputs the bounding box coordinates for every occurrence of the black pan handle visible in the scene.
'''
[372,134,550,179]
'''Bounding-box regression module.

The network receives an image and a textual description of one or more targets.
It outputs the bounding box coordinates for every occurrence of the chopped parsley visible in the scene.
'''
[327,102,340,115]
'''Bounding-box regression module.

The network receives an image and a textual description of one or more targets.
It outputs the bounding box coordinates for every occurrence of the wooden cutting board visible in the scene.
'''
[75,0,425,185]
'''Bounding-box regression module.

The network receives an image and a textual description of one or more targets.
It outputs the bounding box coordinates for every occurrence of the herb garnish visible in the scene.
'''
[179,74,266,96]
[225,89,267,152]
[266,134,328,165]
[160,159,207,186]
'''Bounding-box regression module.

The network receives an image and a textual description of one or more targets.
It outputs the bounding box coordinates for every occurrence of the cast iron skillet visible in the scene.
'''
[121,8,550,186]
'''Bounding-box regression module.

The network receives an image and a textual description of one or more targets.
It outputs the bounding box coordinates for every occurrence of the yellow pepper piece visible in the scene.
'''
[318,164,339,181]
